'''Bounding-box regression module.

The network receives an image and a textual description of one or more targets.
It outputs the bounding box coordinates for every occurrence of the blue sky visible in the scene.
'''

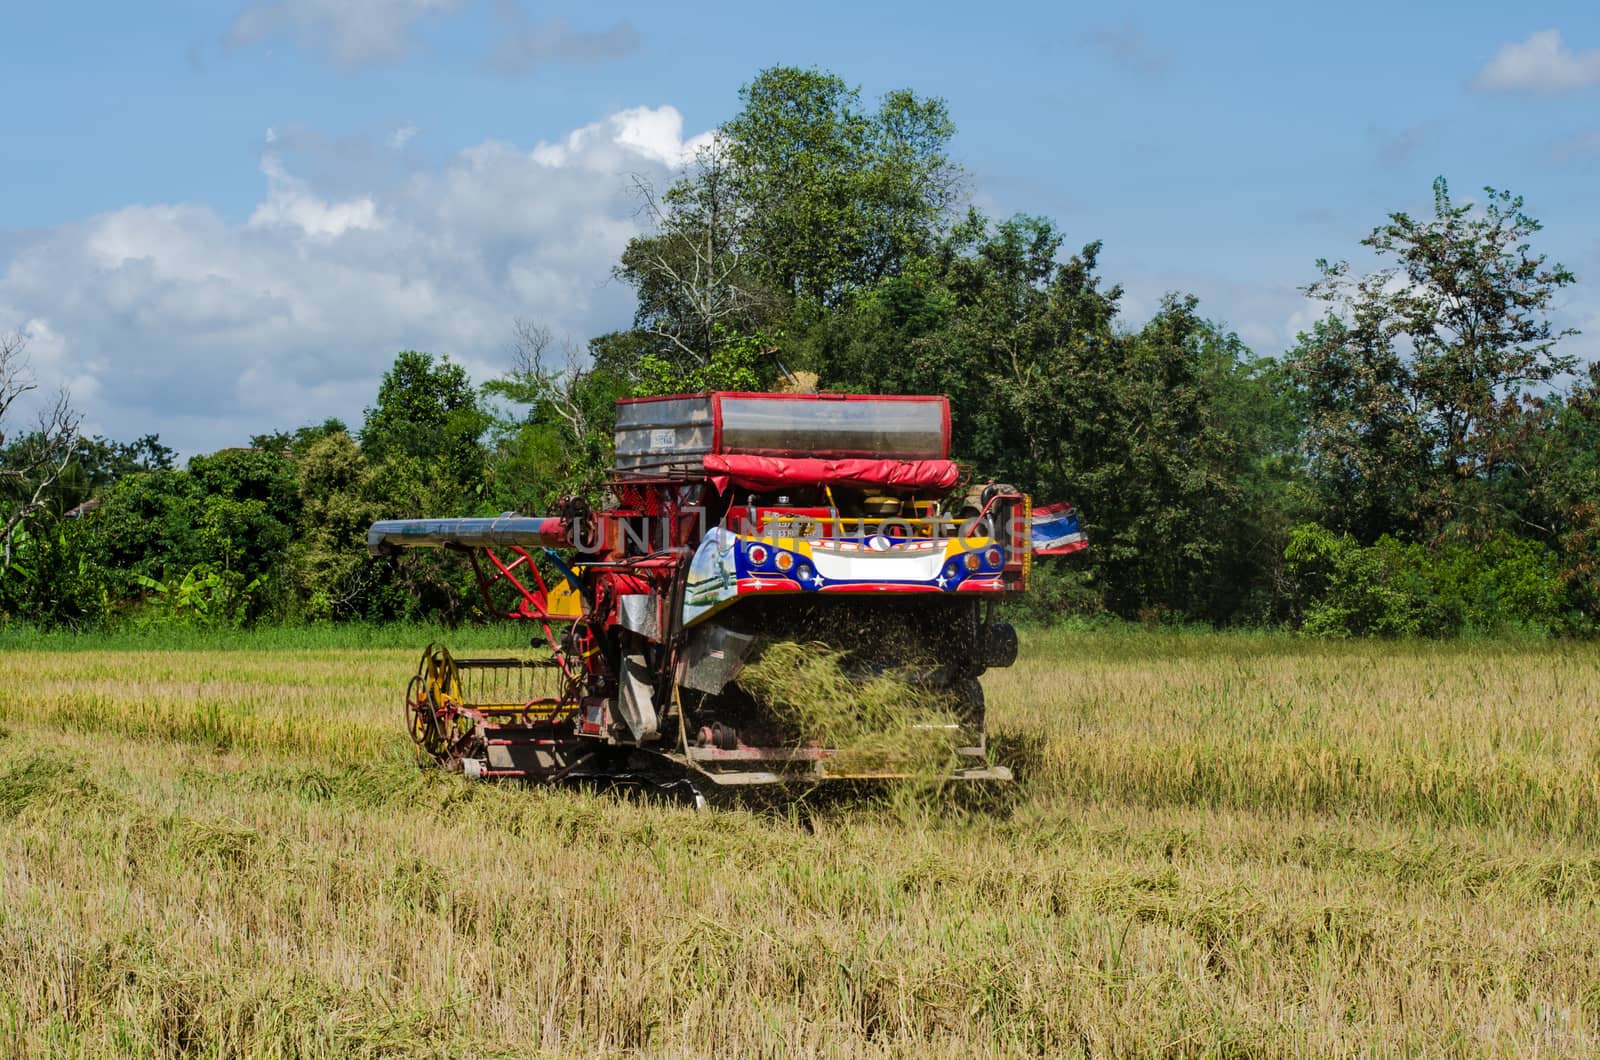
[3,1,1598,453]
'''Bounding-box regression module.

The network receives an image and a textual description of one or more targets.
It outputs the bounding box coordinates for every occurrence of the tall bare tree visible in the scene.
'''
[616,137,781,368]
[493,319,601,444]
[1,332,82,566]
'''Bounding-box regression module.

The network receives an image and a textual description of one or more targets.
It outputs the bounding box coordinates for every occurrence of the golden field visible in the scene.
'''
[2,628,1599,1057]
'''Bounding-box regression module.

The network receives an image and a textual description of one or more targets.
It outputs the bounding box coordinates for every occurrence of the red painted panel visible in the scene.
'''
[704,454,960,492]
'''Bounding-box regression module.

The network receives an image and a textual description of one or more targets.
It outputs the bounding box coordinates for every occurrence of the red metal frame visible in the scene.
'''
[467,546,577,665]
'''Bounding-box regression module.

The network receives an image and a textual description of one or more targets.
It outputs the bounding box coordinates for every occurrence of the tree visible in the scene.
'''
[1288,178,1578,541]
[90,448,298,622]
[35,433,174,518]
[801,214,1289,622]
[90,469,205,582]
[482,321,630,513]
[1502,363,1600,622]
[939,218,1120,493]
[606,65,964,395]
[361,350,490,507]
[1,332,81,568]
[616,142,782,370]
[1085,299,1297,620]
[285,431,387,620]
[720,66,962,307]
[186,448,300,593]
[250,418,347,457]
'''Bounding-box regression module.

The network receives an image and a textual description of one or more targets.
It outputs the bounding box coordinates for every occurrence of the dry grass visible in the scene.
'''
[735,640,963,776]
[2,629,1599,1056]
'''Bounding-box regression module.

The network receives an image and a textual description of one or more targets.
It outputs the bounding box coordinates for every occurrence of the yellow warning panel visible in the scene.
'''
[546,574,584,619]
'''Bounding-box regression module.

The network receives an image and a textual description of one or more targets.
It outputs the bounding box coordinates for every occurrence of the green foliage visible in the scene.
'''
[0,516,112,628]
[361,351,490,499]
[1285,526,1438,637]
[50,433,174,515]
[631,329,771,397]
[88,448,297,623]
[1067,297,1293,622]
[720,66,962,306]
[131,564,266,628]
[351,351,496,621]
[481,328,631,514]
[187,449,298,586]
[353,453,482,623]
[1496,364,1600,620]
[998,563,1105,626]
[90,468,206,581]
[1289,177,1578,542]
[1285,524,1568,638]
[614,147,780,371]
[249,418,348,457]
[1432,534,1568,636]
[284,432,386,621]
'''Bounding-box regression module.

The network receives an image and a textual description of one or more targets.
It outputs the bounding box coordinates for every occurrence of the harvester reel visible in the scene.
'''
[406,644,478,763]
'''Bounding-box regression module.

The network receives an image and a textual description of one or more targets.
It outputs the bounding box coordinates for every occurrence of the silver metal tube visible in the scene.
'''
[366,516,567,555]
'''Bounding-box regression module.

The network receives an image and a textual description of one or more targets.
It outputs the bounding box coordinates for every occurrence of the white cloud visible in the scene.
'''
[619,109,715,168]
[0,106,710,454]
[530,106,715,170]
[1473,30,1600,95]
[388,123,419,150]
[249,149,381,238]
[227,0,464,67]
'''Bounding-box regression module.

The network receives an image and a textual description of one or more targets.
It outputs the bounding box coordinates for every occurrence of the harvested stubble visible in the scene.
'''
[1,630,1598,1057]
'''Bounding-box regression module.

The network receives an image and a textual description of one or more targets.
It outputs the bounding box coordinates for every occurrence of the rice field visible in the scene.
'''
[2,628,1599,1057]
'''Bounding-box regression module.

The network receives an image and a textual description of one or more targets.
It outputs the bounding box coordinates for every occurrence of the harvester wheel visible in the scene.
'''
[406,644,477,763]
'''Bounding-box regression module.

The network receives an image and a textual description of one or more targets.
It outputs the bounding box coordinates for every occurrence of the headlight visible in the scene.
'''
[943,561,959,580]
[963,552,981,572]
[747,544,769,567]
[796,562,813,581]
[775,551,795,572]
[985,546,1003,568]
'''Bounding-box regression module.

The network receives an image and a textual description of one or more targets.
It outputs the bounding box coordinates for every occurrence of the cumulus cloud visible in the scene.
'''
[532,106,715,168]
[226,0,464,67]
[1473,30,1600,95]
[0,106,711,454]
[487,2,641,74]
[249,146,382,238]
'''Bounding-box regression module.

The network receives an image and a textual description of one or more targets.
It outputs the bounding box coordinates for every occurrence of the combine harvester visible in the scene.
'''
[368,392,1084,799]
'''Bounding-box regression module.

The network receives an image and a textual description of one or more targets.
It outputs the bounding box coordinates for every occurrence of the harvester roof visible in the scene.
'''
[614,392,951,486]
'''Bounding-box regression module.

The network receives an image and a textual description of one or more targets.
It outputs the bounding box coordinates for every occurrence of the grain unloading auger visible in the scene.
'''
[369,392,1086,797]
